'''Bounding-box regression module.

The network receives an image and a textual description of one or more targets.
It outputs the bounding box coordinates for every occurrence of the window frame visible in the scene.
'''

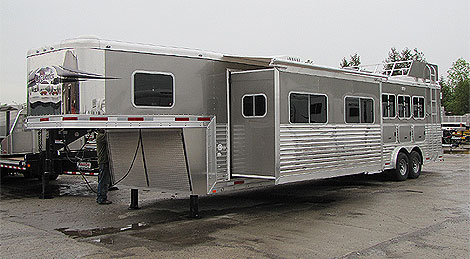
[242,93,267,118]
[131,70,175,109]
[412,96,425,120]
[397,94,412,119]
[343,95,375,124]
[288,91,328,124]
[382,93,396,119]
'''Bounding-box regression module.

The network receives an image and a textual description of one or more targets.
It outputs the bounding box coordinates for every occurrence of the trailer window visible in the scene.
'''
[413,96,425,118]
[361,98,374,123]
[398,95,411,118]
[242,94,267,117]
[345,97,374,123]
[382,94,396,118]
[133,72,174,107]
[345,97,360,123]
[290,93,327,123]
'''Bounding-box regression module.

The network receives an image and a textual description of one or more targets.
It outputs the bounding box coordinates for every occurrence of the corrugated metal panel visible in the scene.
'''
[279,124,381,177]
[216,124,229,181]
[424,124,442,159]
[231,124,247,173]
[108,129,190,192]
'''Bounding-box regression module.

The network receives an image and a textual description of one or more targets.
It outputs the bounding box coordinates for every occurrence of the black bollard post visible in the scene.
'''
[129,189,140,210]
[189,194,200,219]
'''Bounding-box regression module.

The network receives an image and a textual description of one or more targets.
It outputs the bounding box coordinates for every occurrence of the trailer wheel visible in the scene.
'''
[408,151,422,179]
[393,152,409,181]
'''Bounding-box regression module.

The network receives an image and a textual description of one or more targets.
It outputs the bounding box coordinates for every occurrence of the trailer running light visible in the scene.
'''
[175,117,190,121]
[197,117,211,121]
[40,118,49,122]
[234,180,245,185]
[128,117,144,121]
[212,190,217,193]
[63,117,78,121]
[90,117,108,121]
[426,157,430,160]
[385,163,391,166]
[0,164,27,170]
[27,164,31,168]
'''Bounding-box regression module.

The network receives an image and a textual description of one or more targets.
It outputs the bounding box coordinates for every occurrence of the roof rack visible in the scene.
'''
[346,60,438,83]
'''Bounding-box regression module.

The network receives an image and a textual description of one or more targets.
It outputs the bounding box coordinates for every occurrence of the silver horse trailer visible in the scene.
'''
[25,37,442,213]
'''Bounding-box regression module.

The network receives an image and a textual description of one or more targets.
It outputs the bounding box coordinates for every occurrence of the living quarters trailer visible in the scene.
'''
[25,37,442,210]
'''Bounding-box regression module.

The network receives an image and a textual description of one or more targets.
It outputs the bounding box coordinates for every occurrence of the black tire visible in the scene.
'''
[393,152,409,181]
[408,151,422,179]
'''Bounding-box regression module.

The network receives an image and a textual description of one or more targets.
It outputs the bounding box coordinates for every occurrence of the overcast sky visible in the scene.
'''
[1,0,469,104]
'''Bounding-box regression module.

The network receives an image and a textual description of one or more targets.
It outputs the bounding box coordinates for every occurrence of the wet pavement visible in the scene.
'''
[0,154,469,258]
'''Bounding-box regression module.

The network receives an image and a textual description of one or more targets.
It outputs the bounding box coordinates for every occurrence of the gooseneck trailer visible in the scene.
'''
[20,37,442,212]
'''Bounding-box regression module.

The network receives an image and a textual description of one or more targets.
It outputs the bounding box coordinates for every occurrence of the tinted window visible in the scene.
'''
[345,97,360,123]
[134,72,173,107]
[243,96,254,116]
[255,95,266,116]
[346,97,374,123]
[309,95,327,123]
[290,93,309,123]
[361,98,374,123]
[290,93,327,123]
[243,94,266,117]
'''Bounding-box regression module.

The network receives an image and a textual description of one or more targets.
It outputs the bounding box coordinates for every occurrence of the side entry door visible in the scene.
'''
[229,69,276,180]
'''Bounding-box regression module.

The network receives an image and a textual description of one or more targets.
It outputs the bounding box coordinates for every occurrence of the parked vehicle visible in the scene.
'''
[23,37,442,211]
[0,105,99,180]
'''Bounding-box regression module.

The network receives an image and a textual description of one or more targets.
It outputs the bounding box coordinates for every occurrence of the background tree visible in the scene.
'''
[384,47,426,75]
[340,53,361,68]
[441,58,470,115]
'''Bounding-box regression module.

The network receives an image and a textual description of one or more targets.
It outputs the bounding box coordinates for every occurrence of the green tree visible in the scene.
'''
[441,58,470,115]
[340,53,361,68]
[384,47,426,75]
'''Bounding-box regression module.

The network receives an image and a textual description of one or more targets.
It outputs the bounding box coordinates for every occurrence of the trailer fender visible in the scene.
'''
[390,146,412,169]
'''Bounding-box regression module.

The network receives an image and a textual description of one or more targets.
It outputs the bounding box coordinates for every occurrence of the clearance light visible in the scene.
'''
[212,190,217,193]
[63,117,78,121]
[175,117,190,121]
[197,117,211,121]
[128,117,144,121]
[40,118,49,122]
[27,164,31,168]
[234,180,245,185]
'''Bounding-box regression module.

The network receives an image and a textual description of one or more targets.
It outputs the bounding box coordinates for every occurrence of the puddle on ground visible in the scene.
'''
[56,222,149,238]
[131,218,238,247]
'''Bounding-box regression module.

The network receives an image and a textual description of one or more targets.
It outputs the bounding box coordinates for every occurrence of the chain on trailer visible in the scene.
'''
[59,128,149,193]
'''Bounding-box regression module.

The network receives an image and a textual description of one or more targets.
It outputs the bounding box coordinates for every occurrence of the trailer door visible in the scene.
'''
[229,69,276,180]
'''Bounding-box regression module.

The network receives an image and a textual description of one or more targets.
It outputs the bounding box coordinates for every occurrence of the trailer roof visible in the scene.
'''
[28,37,438,87]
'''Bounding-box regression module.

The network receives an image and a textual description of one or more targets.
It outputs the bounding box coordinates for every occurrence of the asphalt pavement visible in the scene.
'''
[0,154,469,258]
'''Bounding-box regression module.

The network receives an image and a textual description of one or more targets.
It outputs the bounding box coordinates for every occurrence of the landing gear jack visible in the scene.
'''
[189,195,200,219]
[129,188,140,210]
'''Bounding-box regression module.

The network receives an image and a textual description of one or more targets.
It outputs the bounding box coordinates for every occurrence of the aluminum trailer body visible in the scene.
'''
[25,37,443,197]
